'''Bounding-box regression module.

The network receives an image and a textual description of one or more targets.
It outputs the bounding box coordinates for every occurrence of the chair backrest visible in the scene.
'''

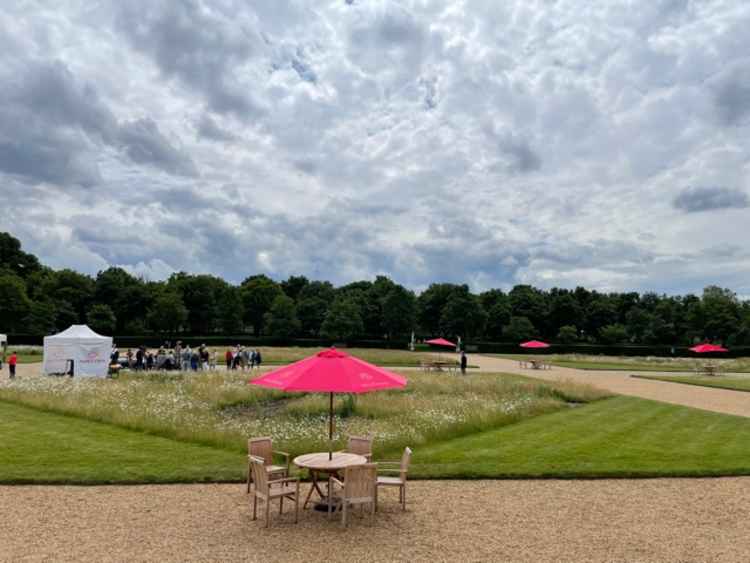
[343,463,377,502]
[249,455,268,494]
[249,437,273,466]
[347,435,373,457]
[400,447,412,481]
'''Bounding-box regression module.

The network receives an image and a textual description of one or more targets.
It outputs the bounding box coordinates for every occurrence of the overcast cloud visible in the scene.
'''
[1,0,749,295]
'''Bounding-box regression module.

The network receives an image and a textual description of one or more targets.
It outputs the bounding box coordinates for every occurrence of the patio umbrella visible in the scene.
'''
[425,337,456,348]
[520,340,550,349]
[249,348,407,459]
[689,343,728,353]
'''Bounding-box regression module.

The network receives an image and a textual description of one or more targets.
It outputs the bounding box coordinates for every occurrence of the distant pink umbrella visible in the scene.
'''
[425,338,456,348]
[520,340,551,349]
[250,348,407,459]
[689,343,728,353]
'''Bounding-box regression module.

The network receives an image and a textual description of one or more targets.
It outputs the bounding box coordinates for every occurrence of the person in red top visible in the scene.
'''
[8,351,17,379]
[225,348,233,371]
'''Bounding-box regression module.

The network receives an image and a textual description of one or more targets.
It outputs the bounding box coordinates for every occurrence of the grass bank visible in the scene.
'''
[493,353,750,373]
[0,400,244,484]
[413,396,750,478]
[632,374,750,393]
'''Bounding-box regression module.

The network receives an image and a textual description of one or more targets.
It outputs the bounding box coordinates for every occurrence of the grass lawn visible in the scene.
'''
[492,353,750,373]
[632,374,750,393]
[412,396,750,478]
[0,399,245,484]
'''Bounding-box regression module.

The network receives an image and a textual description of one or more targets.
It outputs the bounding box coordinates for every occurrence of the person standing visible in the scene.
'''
[460,350,467,375]
[225,348,232,370]
[8,351,17,379]
[254,349,262,370]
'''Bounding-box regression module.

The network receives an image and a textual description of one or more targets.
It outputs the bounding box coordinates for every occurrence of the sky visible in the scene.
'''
[1,0,749,295]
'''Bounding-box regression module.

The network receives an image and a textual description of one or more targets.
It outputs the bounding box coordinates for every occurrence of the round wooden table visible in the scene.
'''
[294,452,367,510]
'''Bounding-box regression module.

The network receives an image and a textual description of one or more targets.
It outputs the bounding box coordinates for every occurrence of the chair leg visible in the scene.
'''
[402,485,406,511]
[342,502,348,528]
[265,497,270,528]
[252,494,257,521]
[246,462,251,493]
[295,484,299,524]
[280,495,284,515]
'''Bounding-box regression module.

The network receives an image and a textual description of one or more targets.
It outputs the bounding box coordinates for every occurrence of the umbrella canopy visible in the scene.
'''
[425,337,456,348]
[520,340,550,349]
[249,348,407,458]
[689,343,728,353]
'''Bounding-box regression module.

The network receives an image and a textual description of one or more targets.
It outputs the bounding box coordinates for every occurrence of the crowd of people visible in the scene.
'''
[109,342,263,372]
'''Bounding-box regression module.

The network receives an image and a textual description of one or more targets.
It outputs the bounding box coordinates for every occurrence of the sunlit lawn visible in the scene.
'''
[0,399,244,484]
[414,396,750,478]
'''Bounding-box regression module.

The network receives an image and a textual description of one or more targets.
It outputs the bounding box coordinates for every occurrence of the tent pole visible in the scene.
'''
[329,392,334,460]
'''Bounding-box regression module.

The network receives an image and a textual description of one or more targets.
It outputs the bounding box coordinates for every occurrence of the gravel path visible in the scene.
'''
[3,479,750,563]
[473,355,750,418]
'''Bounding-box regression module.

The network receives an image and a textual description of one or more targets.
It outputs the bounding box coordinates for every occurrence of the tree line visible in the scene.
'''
[1,232,748,345]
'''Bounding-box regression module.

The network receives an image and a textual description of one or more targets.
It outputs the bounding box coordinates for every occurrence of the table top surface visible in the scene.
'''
[293,452,367,471]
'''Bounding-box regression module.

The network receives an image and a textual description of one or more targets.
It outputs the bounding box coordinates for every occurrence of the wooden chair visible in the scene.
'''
[247,437,290,493]
[376,447,411,511]
[327,463,377,527]
[346,435,373,461]
[249,455,299,528]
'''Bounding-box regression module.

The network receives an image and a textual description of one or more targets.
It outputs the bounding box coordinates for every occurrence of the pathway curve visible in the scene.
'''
[472,354,750,418]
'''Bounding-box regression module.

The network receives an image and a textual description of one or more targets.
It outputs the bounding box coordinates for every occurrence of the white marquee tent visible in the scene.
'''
[43,325,112,377]
[0,334,6,346]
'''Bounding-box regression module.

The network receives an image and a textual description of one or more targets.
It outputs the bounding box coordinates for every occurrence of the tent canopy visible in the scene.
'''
[0,334,6,346]
[43,325,113,377]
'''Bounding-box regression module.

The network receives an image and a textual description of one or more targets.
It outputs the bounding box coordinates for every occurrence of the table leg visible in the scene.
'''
[302,470,329,509]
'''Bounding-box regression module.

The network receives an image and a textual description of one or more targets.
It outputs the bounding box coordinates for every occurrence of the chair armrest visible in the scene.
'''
[377,469,405,474]
[329,476,344,488]
[269,476,299,486]
[273,450,290,460]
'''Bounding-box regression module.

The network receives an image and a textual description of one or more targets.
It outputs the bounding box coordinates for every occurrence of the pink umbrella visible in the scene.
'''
[250,348,407,458]
[520,340,550,349]
[425,337,456,348]
[689,343,728,353]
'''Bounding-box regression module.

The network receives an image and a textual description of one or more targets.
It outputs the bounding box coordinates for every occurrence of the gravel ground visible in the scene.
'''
[473,355,750,418]
[2,479,750,562]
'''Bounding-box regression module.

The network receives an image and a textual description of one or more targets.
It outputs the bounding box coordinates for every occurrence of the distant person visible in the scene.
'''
[135,347,144,371]
[200,346,210,370]
[146,351,154,371]
[190,349,199,371]
[460,351,467,375]
[254,349,262,370]
[225,348,233,370]
[126,349,133,369]
[8,351,17,379]
[181,346,192,371]
[249,349,257,369]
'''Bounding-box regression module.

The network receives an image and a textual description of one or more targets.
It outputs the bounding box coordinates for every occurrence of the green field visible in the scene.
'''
[0,400,244,484]
[493,353,750,373]
[632,374,750,393]
[413,396,750,478]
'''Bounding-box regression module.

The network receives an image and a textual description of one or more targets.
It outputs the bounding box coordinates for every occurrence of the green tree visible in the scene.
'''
[168,273,227,333]
[548,291,583,335]
[147,292,188,334]
[557,325,578,344]
[0,273,31,332]
[503,316,535,342]
[485,301,512,340]
[86,304,117,334]
[0,232,41,279]
[240,275,283,335]
[24,300,57,335]
[701,286,740,342]
[320,297,364,341]
[381,285,416,338]
[216,286,244,334]
[264,295,301,339]
[417,283,460,335]
[297,281,335,336]
[439,288,488,339]
[509,285,548,333]
[599,323,629,344]
[281,275,309,301]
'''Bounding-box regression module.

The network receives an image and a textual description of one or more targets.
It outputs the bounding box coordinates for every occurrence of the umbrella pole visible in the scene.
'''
[329,392,333,460]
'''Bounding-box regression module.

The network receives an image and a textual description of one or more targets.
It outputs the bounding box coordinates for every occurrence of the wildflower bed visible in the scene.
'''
[0,370,608,459]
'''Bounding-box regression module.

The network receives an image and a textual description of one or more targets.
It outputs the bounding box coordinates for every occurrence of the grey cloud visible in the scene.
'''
[118,119,198,177]
[116,1,263,117]
[715,65,750,126]
[196,114,237,142]
[673,186,749,213]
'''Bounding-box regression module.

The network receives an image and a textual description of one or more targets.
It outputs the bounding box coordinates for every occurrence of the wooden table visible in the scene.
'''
[702,364,718,376]
[293,452,367,509]
[529,359,544,370]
